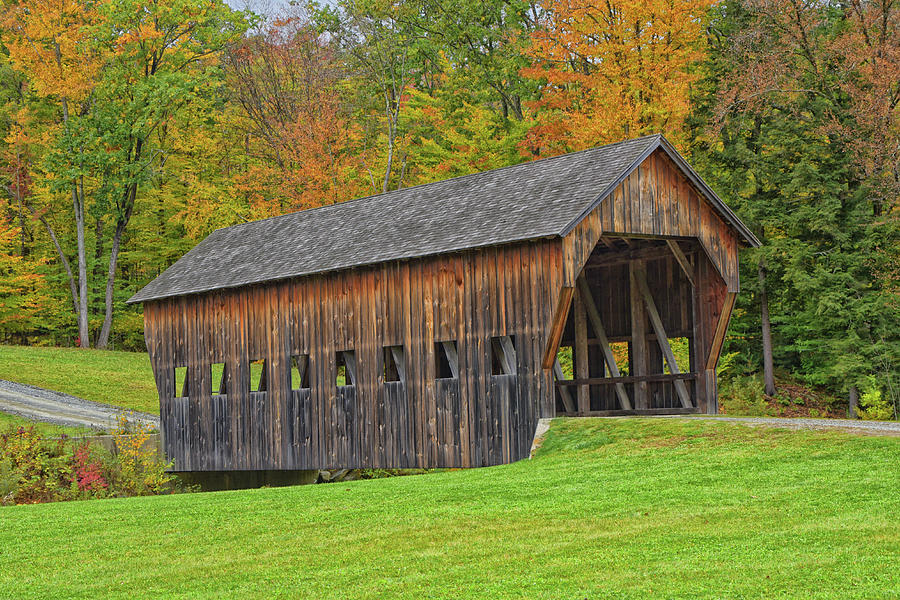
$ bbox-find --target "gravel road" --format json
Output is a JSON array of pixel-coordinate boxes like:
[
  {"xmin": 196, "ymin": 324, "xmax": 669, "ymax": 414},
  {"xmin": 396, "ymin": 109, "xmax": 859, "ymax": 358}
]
[
  {"xmin": 0, "ymin": 379, "xmax": 159, "ymax": 431},
  {"xmin": 683, "ymin": 414, "xmax": 900, "ymax": 436}
]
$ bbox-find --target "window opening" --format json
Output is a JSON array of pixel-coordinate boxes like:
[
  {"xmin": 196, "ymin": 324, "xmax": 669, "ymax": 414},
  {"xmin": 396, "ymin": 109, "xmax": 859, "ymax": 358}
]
[
  {"xmin": 211, "ymin": 362, "xmax": 227, "ymax": 395},
  {"xmin": 291, "ymin": 354, "xmax": 311, "ymax": 390},
  {"xmin": 435, "ymin": 341, "xmax": 459, "ymax": 379},
  {"xmin": 490, "ymin": 335, "xmax": 516, "ymax": 376},
  {"xmin": 336, "ymin": 351, "xmax": 357, "ymax": 386},
  {"xmin": 384, "ymin": 346, "xmax": 405, "ymax": 383},
  {"xmin": 174, "ymin": 366, "xmax": 188, "ymax": 398}
]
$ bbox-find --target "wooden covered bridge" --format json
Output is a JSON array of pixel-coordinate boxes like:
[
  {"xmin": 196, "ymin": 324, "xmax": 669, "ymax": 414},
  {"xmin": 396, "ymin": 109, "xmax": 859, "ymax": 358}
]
[{"xmin": 129, "ymin": 134, "xmax": 759, "ymax": 472}]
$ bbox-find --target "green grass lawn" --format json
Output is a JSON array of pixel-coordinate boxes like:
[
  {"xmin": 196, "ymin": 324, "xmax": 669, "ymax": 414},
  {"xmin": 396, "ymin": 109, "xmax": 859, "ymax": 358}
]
[
  {"xmin": 0, "ymin": 411, "xmax": 96, "ymax": 437},
  {"xmin": 0, "ymin": 418, "xmax": 897, "ymax": 599},
  {"xmin": 0, "ymin": 345, "xmax": 158, "ymax": 414}
]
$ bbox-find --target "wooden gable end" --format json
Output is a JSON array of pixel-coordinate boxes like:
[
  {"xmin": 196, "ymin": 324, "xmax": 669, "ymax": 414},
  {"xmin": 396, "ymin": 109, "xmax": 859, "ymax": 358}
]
[{"xmin": 562, "ymin": 148, "xmax": 742, "ymax": 291}]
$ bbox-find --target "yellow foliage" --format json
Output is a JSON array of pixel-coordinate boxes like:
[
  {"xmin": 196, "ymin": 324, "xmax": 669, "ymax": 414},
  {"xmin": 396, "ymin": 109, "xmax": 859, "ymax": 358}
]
[
  {"xmin": 0, "ymin": 0, "xmax": 103, "ymax": 103},
  {"xmin": 112, "ymin": 414, "xmax": 174, "ymax": 495},
  {"xmin": 523, "ymin": 0, "xmax": 713, "ymax": 154}
]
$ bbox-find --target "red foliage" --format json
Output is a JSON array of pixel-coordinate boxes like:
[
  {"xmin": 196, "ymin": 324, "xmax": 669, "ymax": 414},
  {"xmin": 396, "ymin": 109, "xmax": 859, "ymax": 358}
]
[{"xmin": 73, "ymin": 444, "xmax": 107, "ymax": 492}]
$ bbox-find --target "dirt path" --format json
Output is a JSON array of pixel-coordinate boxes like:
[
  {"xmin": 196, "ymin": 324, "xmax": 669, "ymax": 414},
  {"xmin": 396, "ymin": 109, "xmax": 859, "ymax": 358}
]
[
  {"xmin": 682, "ymin": 414, "xmax": 900, "ymax": 436},
  {"xmin": 0, "ymin": 379, "xmax": 159, "ymax": 431}
]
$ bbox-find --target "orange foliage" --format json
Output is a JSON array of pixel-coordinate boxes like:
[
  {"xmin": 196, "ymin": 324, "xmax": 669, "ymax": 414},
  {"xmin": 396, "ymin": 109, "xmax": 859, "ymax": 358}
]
[
  {"xmin": 0, "ymin": 0, "xmax": 102, "ymax": 103},
  {"xmin": 522, "ymin": 0, "xmax": 713, "ymax": 155},
  {"xmin": 227, "ymin": 18, "xmax": 373, "ymax": 219},
  {"xmin": 233, "ymin": 91, "xmax": 371, "ymax": 219}
]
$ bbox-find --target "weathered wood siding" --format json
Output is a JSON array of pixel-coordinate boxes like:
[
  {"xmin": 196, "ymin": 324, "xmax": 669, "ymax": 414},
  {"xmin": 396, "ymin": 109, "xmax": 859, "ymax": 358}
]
[
  {"xmin": 590, "ymin": 149, "xmax": 741, "ymax": 291},
  {"xmin": 144, "ymin": 240, "xmax": 566, "ymax": 471}
]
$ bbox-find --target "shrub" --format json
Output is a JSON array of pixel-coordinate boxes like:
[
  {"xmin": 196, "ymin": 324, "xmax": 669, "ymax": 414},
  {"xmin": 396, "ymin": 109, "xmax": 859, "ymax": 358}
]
[
  {"xmin": 0, "ymin": 418, "xmax": 179, "ymax": 505},
  {"xmin": 718, "ymin": 375, "xmax": 774, "ymax": 417},
  {"xmin": 858, "ymin": 385, "xmax": 894, "ymax": 421},
  {"xmin": 108, "ymin": 415, "xmax": 175, "ymax": 496},
  {"xmin": 0, "ymin": 426, "xmax": 77, "ymax": 504},
  {"xmin": 73, "ymin": 444, "xmax": 109, "ymax": 494}
]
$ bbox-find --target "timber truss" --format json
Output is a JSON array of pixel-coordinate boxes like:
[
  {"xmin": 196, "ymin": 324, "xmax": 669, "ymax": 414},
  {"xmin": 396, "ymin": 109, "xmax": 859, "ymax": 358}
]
[{"xmin": 550, "ymin": 236, "xmax": 734, "ymax": 417}]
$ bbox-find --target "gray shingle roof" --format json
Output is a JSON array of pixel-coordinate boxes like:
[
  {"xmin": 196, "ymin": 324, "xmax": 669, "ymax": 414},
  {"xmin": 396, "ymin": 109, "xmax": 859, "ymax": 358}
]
[{"xmin": 129, "ymin": 134, "xmax": 758, "ymax": 304}]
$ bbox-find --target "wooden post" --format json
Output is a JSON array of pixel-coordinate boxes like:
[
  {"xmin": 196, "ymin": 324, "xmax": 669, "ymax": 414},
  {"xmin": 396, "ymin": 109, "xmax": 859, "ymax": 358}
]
[
  {"xmin": 629, "ymin": 261, "xmax": 649, "ymax": 409},
  {"xmin": 576, "ymin": 277, "xmax": 632, "ymax": 410},
  {"xmin": 703, "ymin": 291, "xmax": 737, "ymax": 414},
  {"xmin": 705, "ymin": 292, "xmax": 737, "ymax": 371},
  {"xmin": 542, "ymin": 287, "xmax": 574, "ymax": 369},
  {"xmin": 573, "ymin": 291, "xmax": 590, "ymax": 414},
  {"xmin": 633, "ymin": 267, "xmax": 692, "ymax": 408}
]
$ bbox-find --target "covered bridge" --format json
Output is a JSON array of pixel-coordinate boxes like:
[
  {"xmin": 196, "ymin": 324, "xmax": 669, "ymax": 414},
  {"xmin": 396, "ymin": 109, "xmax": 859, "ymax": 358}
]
[{"xmin": 129, "ymin": 134, "xmax": 759, "ymax": 472}]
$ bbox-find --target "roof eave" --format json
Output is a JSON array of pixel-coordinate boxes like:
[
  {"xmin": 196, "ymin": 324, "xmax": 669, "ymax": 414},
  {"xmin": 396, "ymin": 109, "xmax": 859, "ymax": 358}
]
[{"xmin": 125, "ymin": 233, "xmax": 564, "ymax": 304}]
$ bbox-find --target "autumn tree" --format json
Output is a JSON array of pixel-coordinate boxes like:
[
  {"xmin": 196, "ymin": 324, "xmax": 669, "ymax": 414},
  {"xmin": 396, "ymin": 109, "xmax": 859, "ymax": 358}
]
[
  {"xmin": 225, "ymin": 13, "xmax": 371, "ymax": 218},
  {"xmin": 0, "ymin": 207, "xmax": 51, "ymax": 342},
  {"xmin": 523, "ymin": 0, "xmax": 714, "ymax": 154},
  {"xmin": 1, "ymin": 0, "xmax": 248, "ymax": 347}
]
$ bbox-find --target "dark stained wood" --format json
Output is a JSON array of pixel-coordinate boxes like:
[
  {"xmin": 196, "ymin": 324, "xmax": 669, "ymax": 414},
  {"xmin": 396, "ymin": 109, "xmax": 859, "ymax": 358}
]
[
  {"xmin": 573, "ymin": 292, "xmax": 589, "ymax": 415},
  {"xmin": 666, "ymin": 240, "xmax": 696, "ymax": 287},
  {"xmin": 552, "ymin": 359, "xmax": 576, "ymax": 413},
  {"xmin": 557, "ymin": 373, "xmax": 696, "ymax": 385},
  {"xmin": 628, "ymin": 261, "xmax": 649, "ymax": 410}
]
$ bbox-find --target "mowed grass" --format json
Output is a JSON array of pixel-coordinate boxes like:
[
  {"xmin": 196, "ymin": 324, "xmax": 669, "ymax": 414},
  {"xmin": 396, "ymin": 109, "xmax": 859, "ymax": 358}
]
[
  {"xmin": 1, "ymin": 418, "xmax": 897, "ymax": 599},
  {"xmin": 0, "ymin": 345, "xmax": 158, "ymax": 414}
]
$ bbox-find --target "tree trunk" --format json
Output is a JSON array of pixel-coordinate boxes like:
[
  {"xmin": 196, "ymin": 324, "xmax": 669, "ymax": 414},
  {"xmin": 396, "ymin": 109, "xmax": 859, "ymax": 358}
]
[
  {"xmin": 97, "ymin": 182, "xmax": 137, "ymax": 349},
  {"xmin": 34, "ymin": 211, "xmax": 80, "ymax": 318},
  {"xmin": 97, "ymin": 219, "xmax": 126, "ymax": 349},
  {"xmin": 382, "ymin": 90, "xmax": 395, "ymax": 194},
  {"xmin": 848, "ymin": 385, "xmax": 859, "ymax": 419},
  {"xmin": 73, "ymin": 180, "xmax": 90, "ymax": 348},
  {"xmin": 758, "ymin": 260, "xmax": 775, "ymax": 396}
]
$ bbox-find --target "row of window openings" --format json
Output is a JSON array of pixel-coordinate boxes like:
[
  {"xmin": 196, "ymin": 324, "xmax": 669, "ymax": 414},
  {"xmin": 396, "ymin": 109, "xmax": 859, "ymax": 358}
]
[{"xmin": 171, "ymin": 337, "xmax": 517, "ymax": 398}]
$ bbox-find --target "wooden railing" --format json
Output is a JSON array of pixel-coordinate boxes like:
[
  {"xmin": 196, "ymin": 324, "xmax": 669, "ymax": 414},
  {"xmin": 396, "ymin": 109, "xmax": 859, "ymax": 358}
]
[{"xmin": 555, "ymin": 373, "xmax": 698, "ymax": 416}]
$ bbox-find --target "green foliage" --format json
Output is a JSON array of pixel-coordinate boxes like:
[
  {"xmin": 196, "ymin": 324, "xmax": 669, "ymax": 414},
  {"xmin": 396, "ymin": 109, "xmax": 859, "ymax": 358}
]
[
  {"xmin": 718, "ymin": 375, "xmax": 774, "ymax": 416},
  {"xmin": 555, "ymin": 345, "xmax": 573, "ymax": 378},
  {"xmin": 0, "ymin": 419, "xmax": 897, "ymax": 597},
  {"xmin": 858, "ymin": 379, "xmax": 895, "ymax": 421},
  {"xmin": 689, "ymin": 0, "xmax": 899, "ymax": 406}
]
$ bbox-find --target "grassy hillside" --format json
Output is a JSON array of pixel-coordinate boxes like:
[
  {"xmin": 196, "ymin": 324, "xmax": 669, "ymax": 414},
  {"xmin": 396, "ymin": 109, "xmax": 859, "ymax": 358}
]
[
  {"xmin": 1, "ymin": 418, "xmax": 897, "ymax": 599},
  {"xmin": 0, "ymin": 411, "xmax": 95, "ymax": 437},
  {"xmin": 0, "ymin": 345, "xmax": 158, "ymax": 414}
]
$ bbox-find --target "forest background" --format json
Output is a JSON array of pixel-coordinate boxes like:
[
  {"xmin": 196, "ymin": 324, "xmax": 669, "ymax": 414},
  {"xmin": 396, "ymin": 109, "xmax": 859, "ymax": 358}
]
[{"xmin": 0, "ymin": 0, "xmax": 896, "ymax": 413}]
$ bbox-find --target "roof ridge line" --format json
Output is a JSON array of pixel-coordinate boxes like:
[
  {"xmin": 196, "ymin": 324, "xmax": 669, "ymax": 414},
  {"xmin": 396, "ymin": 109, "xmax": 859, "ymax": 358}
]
[{"xmin": 214, "ymin": 134, "xmax": 665, "ymax": 235}]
